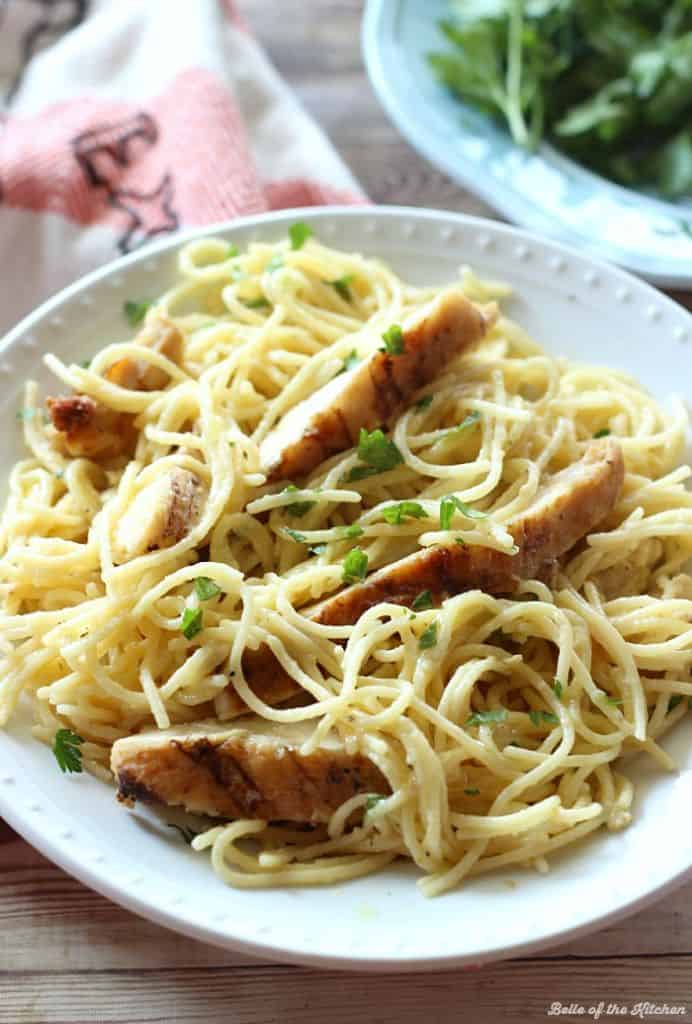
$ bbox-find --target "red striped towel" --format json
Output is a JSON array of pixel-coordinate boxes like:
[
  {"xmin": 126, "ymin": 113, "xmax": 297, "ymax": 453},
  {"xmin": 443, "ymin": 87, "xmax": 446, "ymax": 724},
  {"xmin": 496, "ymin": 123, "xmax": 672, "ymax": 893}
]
[{"xmin": 0, "ymin": 0, "xmax": 365, "ymax": 334}]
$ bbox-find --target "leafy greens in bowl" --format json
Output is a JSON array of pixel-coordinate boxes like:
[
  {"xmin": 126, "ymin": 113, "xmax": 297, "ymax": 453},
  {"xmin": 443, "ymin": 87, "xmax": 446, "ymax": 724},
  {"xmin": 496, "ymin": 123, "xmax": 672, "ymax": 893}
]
[{"xmin": 429, "ymin": 0, "xmax": 692, "ymax": 199}]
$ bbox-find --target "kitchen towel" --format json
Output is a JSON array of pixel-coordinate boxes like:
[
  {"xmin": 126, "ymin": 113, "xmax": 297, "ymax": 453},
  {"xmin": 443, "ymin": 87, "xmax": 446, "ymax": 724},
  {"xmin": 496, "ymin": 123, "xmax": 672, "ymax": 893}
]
[{"xmin": 0, "ymin": 0, "xmax": 365, "ymax": 334}]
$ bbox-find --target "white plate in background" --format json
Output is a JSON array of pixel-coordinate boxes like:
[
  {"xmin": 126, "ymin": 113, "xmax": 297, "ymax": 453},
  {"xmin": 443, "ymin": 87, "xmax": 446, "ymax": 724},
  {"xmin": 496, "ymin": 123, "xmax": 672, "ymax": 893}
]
[{"xmin": 0, "ymin": 205, "xmax": 691, "ymax": 971}]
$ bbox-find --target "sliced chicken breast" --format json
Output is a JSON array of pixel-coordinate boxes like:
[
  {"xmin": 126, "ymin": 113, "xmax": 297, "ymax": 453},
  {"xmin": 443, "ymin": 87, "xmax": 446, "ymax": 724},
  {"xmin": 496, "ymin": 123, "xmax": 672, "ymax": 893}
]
[
  {"xmin": 47, "ymin": 315, "xmax": 183, "ymax": 459},
  {"xmin": 113, "ymin": 468, "xmax": 204, "ymax": 562},
  {"xmin": 111, "ymin": 718, "xmax": 389, "ymax": 822},
  {"xmin": 313, "ymin": 439, "xmax": 624, "ymax": 625},
  {"xmin": 259, "ymin": 291, "xmax": 496, "ymax": 482}
]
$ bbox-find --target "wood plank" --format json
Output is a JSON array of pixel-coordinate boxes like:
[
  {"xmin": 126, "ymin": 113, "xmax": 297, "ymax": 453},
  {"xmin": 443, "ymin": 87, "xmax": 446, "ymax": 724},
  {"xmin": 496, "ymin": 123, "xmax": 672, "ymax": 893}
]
[{"xmin": 1, "ymin": 959, "xmax": 691, "ymax": 1024}]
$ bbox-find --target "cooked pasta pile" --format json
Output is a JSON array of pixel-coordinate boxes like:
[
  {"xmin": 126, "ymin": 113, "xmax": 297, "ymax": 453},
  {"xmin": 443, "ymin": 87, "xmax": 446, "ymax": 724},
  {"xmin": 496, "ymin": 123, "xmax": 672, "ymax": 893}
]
[{"xmin": 1, "ymin": 228, "xmax": 691, "ymax": 895}]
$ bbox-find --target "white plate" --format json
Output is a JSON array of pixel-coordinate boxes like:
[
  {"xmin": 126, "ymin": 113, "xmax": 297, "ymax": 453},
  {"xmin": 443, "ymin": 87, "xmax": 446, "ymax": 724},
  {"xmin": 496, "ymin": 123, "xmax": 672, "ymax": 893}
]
[
  {"xmin": 363, "ymin": 0, "xmax": 692, "ymax": 288},
  {"xmin": 1, "ymin": 206, "xmax": 691, "ymax": 972}
]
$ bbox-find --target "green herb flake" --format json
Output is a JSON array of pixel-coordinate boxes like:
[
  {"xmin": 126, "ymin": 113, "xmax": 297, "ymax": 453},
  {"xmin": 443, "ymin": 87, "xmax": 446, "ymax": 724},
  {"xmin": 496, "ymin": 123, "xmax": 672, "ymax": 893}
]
[
  {"xmin": 594, "ymin": 428, "xmax": 611, "ymax": 438},
  {"xmin": 414, "ymin": 394, "xmax": 433, "ymax": 411},
  {"xmin": 411, "ymin": 590, "xmax": 434, "ymax": 611},
  {"xmin": 381, "ymin": 501, "xmax": 427, "ymax": 526},
  {"xmin": 419, "ymin": 621, "xmax": 438, "ymax": 650},
  {"xmin": 529, "ymin": 710, "xmax": 559, "ymax": 726},
  {"xmin": 466, "ymin": 708, "xmax": 508, "ymax": 727},
  {"xmin": 380, "ymin": 324, "xmax": 405, "ymax": 355},
  {"xmin": 344, "ymin": 465, "xmax": 380, "ymax": 483},
  {"xmin": 439, "ymin": 494, "xmax": 488, "ymax": 530},
  {"xmin": 289, "ymin": 222, "xmax": 313, "ymax": 250},
  {"xmin": 168, "ymin": 824, "xmax": 198, "ymax": 845},
  {"xmin": 79, "ymin": 358, "xmax": 91, "ymax": 369},
  {"xmin": 365, "ymin": 794, "xmax": 384, "ymax": 812},
  {"xmin": 284, "ymin": 528, "xmax": 307, "ymax": 544},
  {"xmin": 606, "ymin": 696, "xmax": 624, "ymax": 706},
  {"xmin": 194, "ymin": 577, "xmax": 221, "ymax": 602},
  {"xmin": 326, "ymin": 274, "xmax": 355, "ymax": 302},
  {"xmin": 226, "ymin": 243, "xmax": 239, "ymax": 259},
  {"xmin": 553, "ymin": 679, "xmax": 563, "ymax": 700},
  {"xmin": 357, "ymin": 428, "xmax": 404, "ymax": 473},
  {"xmin": 243, "ymin": 297, "xmax": 271, "ymax": 310},
  {"xmin": 342, "ymin": 547, "xmax": 368, "ymax": 583},
  {"xmin": 668, "ymin": 695, "xmax": 683, "ymax": 712},
  {"xmin": 450, "ymin": 410, "xmax": 481, "ymax": 434},
  {"xmin": 52, "ymin": 728, "xmax": 84, "ymax": 774},
  {"xmin": 123, "ymin": 299, "xmax": 152, "ymax": 327},
  {"xmin": 181, "ymin": 606, "xmax": 203, "ymax": 640},
  {"xmin": 342, "ymin": 523, "xmax": 364, "ymax": 540},
  {"xmin": 464, "ymin": 787, "xmax": 481, "ymax": 796},
  {"xmin": 282, "ymin": 484, "xmax": 316, "ymax": 518},
  {"xmin": 337, "ymin": 349, "xmax": 360, "ymax": 375}
]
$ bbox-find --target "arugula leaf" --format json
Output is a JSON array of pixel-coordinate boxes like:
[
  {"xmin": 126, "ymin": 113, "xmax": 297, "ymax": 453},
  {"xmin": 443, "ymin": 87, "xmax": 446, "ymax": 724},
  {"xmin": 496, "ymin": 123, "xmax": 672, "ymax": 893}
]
[
  {"xmin": 289, "ymin": 222, "xmax": 313, "ymax": 250},
  {"xmin": 419, "ymin": 621, "xmax": 438, "ymax": 650},
  {"xmin": 53, "ymin": 728, "xmax": 84, "ymax": 774},
  {"xmin": 282, "ymin": 484, "xmax": 316, "ymax": 517},
  {"xmin": 381, "ymin": 501, "xmax": 427, "ymax": 526},
  {"xmin": 326, "ymin": 274, "xmax": 355, "ymax": 301},
  {"xmin": 465, "ymin": 708, "xmax": 508, "ymax": 727},
  {"xmin": 439, "ymin": 494, "xmax": 488, "ymax": 530},
  {"xmin": 123, "ymin": 300, "xmax": 151, "ymax": 327},
  {"xmin": 380, "ymin": 324, "xmax": 405, "ymax": 355},
  {"xmin": 411, "ymin": 590, "xmax": 434, "ymax": 611},
  {"xmin": 194, "ymin": 577, "xmax": 221, "ymax": 601},
  {"xmin": 343, "ymin": 547, "xmax": 368, "ymax": 583},
  {"xmin": 181, "ymin": 607, "xmax": 203, "ymax": 640}
]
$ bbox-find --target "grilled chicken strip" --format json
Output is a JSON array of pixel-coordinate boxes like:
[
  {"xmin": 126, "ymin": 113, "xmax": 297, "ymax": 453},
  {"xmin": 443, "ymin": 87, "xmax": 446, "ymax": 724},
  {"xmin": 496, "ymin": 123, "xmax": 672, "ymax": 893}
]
[
  {"xmin": 313, "ymin": 439, "xmax": 624, "ymax": 625},
  {"xmin": 111, "ymin": 719, "xmax": 389, "ymax": 822},
  {"xmin": 113, "ymin": 468, "xmax": 204, "ymax": 562},
  {"xmin": 224, "ymin": 440, "xmax": 624, "ymax": 715},
  {"xmin": 47, "ymin": 315, "xmax": 183, "ymax": 459},
  {"xmin": 259, "ymin": 290, "xmax": 496, "ymax": 483}
]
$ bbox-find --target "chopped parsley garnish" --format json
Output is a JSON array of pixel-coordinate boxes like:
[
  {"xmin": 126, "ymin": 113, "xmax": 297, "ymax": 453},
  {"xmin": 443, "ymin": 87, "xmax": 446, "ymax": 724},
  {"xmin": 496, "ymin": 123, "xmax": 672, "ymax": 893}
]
[
  {"xmin": 455, "ymin": 536, "xmax": 466, "ymax": 546},
  {"xmin": 326, "ymin": 274, "xmax": 354, "ymax": 302},
  {"xmin": 357, "ymin": 428, "xmax": 404, "ymax": 472},
  {"xmin": 464, "ymin": 787, "xmax": 481, "ymax": 796},
  {"xmin": 419, "ymin": 621, "xmax": 438, "ymax": 650},
  {"xmin": 553, "ymin": 679, "xmax": 563, "ymax": 700},
  {"xmin": 168, "ymin": 824, "xmax": 199, "ymax": 845},
  {"xmin": 668, "ymin": 695, "xmax": 683, "ymax": 712},
  {"xmin": 79, "ymin": 358, "xmax": 91, "ymax": 369},
  {"xmin": 414, "ymin": 394, "xmax": 433, "ymax": 411},
  {"xmin": 594, "ymin": 428, "xmax": 611, "ymax": 438},
  {"xmin": 337, "ymin": 349, "xmax": 360, "ymax": 375},
  {"xmin": 342, "ymin": 547, "xmax": 368, "ymax": 583},
  {"xmin": 282, "ymin": 484, "xmax": 316, "ymax": 518},
  {"xmin": 226, "ymin": 242, "xmax": 239, "ymax": 259},
  {"xmin": 194, "ymin": 577, "xmax": 221, "ymax": 602},
  {"xmin": 52, "ymin": 728, "xmax": 84, "ymax": 774},
  {"xmin": 265, "ymin": 254, "xmax": 284, "ymax": 273},
  {"xmin": 344, "ymin": 465, "xmax": 380, "ymax": 482},
  {"xmin": 411, "ymin": 590, "xmax": 434, "ymax": 611},
  {"xmin": 284, "ymin": 528, "xmax": 307, "ymax": 544},
  {"xmin": 365, "ymin": 794, "xmax": 385, "ymax": 812},
  {"xmin": 466, "ymin": 708, "xmax": 508, "ymax": 727},
  {"xmin": 381, "ymin": 501, "xmax": 427, "ymax": 526},
  {"xmin": 289, "ymin": 222, "xmax": 313, "ymax": 250},
  {"xmin": 243, "ymin": 297, "xmax": 271, "ymax": 310},
  {"xmin": 606, "ymin": 696, "xmax": 623, "ymax": 706},
  {"xmin": 181, "ymin": 607, "xmax": 203, "ymax": 640},
  {"xmin": 439, "ymin": 494, "xmax": 488, "ymax": 530},
  {"xmin": 123, "ymin": 299, "xmax": 152, "ymax": 327},
  {"xmin": 341, "ymin": 523, "xmax": 364, "ymax": 540},
  {"xmin": 380, "ymin": 324, "xmax": 405, "ymax": 355},
  {"xmin": 450, "ymin": 410, "xmax": 481, "ymax": 434},
  {"xmin": 529, "ymin": 710, "xmax": 559, "ymax": 726}
]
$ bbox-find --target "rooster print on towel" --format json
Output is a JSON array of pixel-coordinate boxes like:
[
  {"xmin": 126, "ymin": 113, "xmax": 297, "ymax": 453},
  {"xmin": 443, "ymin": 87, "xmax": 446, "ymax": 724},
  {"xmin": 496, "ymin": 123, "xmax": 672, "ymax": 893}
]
[{"xmin": 71, "ymin": 112, "xmax": 179, "ymax": 254}]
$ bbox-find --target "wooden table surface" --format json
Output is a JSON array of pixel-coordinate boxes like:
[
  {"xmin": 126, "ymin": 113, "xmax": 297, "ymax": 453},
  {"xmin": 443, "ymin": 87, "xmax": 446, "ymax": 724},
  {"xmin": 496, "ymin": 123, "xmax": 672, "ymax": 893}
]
[{"xmin": 2, "ymin": 2, "xmax": 691, "ymax": 1021}]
